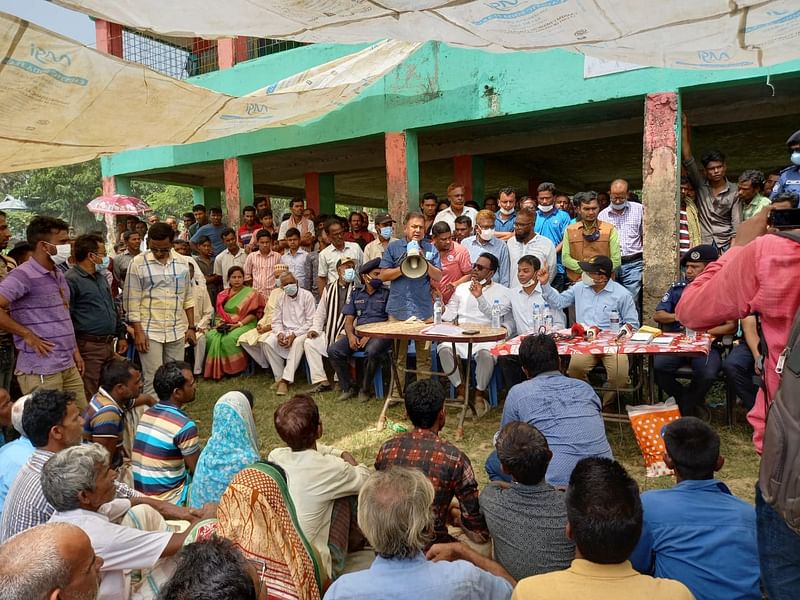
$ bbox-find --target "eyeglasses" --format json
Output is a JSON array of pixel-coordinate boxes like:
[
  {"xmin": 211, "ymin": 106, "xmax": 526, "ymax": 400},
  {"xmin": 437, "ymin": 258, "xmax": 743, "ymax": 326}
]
[
  {"xmin": 472, "ymin": 263, "xmax": 489, "ymax": 271},
  {"xmin": 150, "ymin": 246, "xmax": 172, "ymax": 255}
]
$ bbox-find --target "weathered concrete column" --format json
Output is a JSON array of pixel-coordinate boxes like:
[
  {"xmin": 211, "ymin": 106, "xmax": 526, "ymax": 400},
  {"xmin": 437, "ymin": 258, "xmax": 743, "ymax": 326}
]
[
  {"xmin": 191, "ymin": 187, "xmax": 222, "ymax": 210},
  {"xmin": 305, "ymin": 173, "xmax": 336, "ymax": 215},
  {"xmin": 454, "ymin": 155, "xmax": 485, "ymax": 204},
  {"xmin": 527, "ymin": 177, "xmax": 541, "ymax": 200},
  {"xmin": 217, "ymin": 37, "xmax": 249, "ymax": 69},
  {"xmin": 101, "ymin": 176, "xmax": 130, "ymax": 248},
  {"xmin": 223, "ymin": 157, "xmax": 254, "ymax": 228},
  {"xmin": 642, "ymin": 92, "xmax": 681, "ymax": 326},
  {"xmin": 95, "ymin": 20, "xmax": 123, "ymax": 58},
  {"xmin": 385, "ymin": 131, "xmax": 419, "ymax": 228}
]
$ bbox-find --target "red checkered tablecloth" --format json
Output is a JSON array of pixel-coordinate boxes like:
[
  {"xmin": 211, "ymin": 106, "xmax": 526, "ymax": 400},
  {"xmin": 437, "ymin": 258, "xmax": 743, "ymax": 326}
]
[{"xmin": 490, "ymin": 331, "xmax": 713, "ymax": 357}]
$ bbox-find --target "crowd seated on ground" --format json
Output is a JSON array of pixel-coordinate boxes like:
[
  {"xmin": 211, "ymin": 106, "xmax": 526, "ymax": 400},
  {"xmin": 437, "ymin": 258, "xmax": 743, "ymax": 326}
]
[{"xmin": 4, "ymin": 136, "xmax": 800, "ymax": 597}]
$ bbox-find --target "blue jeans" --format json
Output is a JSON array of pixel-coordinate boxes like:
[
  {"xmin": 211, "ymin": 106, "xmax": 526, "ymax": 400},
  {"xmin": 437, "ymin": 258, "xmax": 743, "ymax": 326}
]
[
  {"xmin": 616, "ymin": 259, "xmax": 643, "ymax": 302},
  {"xmin": 721, "ymin": 343, "xmax": 759, "ymax": 411},
  {"xmin": 485, "ymin": 449, "xmax": 513, "ymax": 483},
  {"xmin": 756, "ymin": 484, "xmax": 800, "ymax": 599}
]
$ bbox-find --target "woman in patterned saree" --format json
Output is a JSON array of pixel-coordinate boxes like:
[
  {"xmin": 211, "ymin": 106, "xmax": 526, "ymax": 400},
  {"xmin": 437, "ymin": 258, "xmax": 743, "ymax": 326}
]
[
  {"xmin": 185, "ymin": 461, "xmax": 326, "ymax": 600},
  {"xmin": 204, "ymin": 266, "xmax": 265, "ymax": 379},
  {"xmin": 188, "ymin": 390, "xmax": 260, "ymax": 508}
]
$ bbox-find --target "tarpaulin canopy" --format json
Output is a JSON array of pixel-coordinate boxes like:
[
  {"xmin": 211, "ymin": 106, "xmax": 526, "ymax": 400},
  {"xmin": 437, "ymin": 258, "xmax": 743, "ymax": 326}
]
[
  {"xmin": 0, "ymin": 12, "xmax": 419, "ymax": 172},
  {"xmin": 51, "ymin": 0, "xmax": 800, "ymax": 70}
]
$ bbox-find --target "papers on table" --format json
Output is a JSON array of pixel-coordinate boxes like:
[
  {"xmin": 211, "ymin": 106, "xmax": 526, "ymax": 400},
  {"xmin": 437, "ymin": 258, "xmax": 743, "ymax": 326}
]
[
  {"xmin": 420, "ymin": 324, "xmax": 466, "ymax": 336},
  {"xmin": 652, "ymin": 336, "xmax": 675, "ymax": 346}
]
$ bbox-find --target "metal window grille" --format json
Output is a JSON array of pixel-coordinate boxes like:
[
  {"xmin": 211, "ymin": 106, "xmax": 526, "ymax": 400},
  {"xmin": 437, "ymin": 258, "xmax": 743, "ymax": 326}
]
[
  {"xmin": 121, "ymin": 28, "xmax": 219, "ymax": 79},
  {"xmin": 248, "ymin": 38, "xmax": 306, "ymax": 60}
]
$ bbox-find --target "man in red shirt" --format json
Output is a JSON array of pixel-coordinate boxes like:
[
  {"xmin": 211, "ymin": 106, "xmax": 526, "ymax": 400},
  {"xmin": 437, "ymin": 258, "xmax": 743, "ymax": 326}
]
[
  {"xmin": 237, "ymin": 205, "xmax": 258, "ymax": 249},
  {"xmin": 676, "ymin": 208, "xmax": 800, "ymax": 598},
  {"xmin": 343, "ymin": 211, "xmax": 374, "ymax": 250},
  {"xmin": 430, "ymin": 221, "xmax": 471, "ymax": 304}
]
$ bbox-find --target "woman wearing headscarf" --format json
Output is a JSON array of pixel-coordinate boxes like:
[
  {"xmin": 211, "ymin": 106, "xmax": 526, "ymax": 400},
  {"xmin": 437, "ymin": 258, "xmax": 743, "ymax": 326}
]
[{"xmin": 188, "ymin": 391, "xmax": 260, "ymax": 508}]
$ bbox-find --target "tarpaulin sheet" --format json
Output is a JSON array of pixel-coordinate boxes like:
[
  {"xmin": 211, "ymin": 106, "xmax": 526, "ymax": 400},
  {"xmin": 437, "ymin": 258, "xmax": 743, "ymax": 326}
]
[
  {"xmin": 52, "ymin": 0, "xmax": 800, "ymax": 69},
  {"xmin": 0, "ymin": 12, "xmax": 419, "ymax": 172}
]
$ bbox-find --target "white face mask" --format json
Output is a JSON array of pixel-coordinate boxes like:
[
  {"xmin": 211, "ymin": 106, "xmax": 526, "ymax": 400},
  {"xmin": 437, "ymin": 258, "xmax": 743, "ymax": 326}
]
[
  {"xmin": 47, "ymin": 242, "xmax": 71, "ymax": 266},
  {"xmin": 479, "ymin": 228, "xmax": 495, "ymax": 241},
  {"xmin": 538, "ymin": 204, "xmax": 554, "ymax": 213},
  {"xmin": 581, "ymin": 272, "xmax": 595, "ymax": 287},
  {"xmin": 520, "ymin": 277, "xmax": 537, "ymax": 288},
  {"xmin": 499, "ymin": 206, "xmax": 514, "ymax": 216}
]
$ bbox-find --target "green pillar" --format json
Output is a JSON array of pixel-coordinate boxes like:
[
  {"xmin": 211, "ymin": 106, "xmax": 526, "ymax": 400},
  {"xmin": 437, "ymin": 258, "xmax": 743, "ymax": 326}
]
[
  {"xmin": 115, "ymin": 176, "xmax": 131, "ymax": 196},
  {"xmin": 319, "ymin": 173, "xmax": 336, "ymax": 214}
]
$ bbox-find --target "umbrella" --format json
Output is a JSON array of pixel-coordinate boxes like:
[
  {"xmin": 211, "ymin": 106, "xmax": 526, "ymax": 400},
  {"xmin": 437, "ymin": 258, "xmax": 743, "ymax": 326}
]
[
  {"xmin": 87, "ymin": 194, "xmax": 150, "ymax": 216},
  {"xmin": 0, "ymin": 195, "xmax": 28, "ymax": 210}
]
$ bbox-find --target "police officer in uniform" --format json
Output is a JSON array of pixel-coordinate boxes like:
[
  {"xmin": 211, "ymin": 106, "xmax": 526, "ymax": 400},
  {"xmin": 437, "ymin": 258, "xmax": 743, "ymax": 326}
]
[
  {"xmin": 770, "ymin": 129, "xmax": 800, "ymax": 203},
  {"xmin": 327, "ymin": 258, "xmax": 392, "ymax": 402},
  {"xmin": 652, "ymin": 245, "xmax": 737, "ymax": 419}
]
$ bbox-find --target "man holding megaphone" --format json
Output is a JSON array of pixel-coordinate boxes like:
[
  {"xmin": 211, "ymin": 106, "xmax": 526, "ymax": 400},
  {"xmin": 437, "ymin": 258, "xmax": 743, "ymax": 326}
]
[{"xmin": 379, "ymin": 212, "xmax": 443, "ymax": 381}]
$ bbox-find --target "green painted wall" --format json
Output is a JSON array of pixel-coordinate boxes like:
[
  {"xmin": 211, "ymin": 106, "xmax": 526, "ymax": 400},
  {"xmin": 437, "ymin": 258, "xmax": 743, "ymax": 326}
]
[{"xmin": 102, "ymin": 43, "xmax": 800, "ymax": 177}]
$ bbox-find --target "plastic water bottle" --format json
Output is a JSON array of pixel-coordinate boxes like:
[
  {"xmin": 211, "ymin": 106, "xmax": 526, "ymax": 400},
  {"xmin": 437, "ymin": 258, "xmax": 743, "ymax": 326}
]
[
  {"xmin": 532, "ymin": 303, "xmax": 541, "ymax": 333},
  {"xmin": 433, "ymin": 298, "xmax": 443, "ymax": 324},
  {"xmin": 685, "ymin": 326, "xmax": 696, "ymax": 340},
  {"xmin": 609, "ymin": 309, "xmax": 621, "ymax": 334},
  {"xmin": 543, "ymin": 303, "xmax": 554, "ymax": 333},
  {"xmin": 491, "ymin": 299, "xmax": 502, "ymax": 329}
]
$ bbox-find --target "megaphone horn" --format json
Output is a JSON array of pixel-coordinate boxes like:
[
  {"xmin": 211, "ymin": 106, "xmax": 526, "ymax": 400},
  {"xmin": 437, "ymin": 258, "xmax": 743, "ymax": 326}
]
[{"xmin": 400, "ymin": 247, "xmax": 428, "ymax": 279}]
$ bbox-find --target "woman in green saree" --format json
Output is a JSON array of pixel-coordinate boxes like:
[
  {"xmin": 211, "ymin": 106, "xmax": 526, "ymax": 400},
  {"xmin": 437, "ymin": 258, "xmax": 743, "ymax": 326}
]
[{"xmin": 203, "ymin": 265, "xmax": 265, "ymax": 380}]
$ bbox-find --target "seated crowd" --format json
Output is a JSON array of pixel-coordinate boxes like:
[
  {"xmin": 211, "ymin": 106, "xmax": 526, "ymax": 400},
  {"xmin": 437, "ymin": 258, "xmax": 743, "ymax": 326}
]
[{"xmin": 0, "ymin": 123, "xmax": 793, "ymax": 598}]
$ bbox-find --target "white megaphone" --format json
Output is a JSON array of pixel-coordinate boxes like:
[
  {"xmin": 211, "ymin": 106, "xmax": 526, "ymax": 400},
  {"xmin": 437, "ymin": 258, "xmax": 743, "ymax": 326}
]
[{"xmin": 400, "ymin": 241, "xmax": 428, "ymax": 279}]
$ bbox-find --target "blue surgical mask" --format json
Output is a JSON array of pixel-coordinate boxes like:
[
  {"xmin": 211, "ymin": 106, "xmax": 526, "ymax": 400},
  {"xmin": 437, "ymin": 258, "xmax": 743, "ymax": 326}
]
[
  {"xmin": 97, "ymin": 256, "xmax": 110, "ymax": 271},
  {"xmin": 612, "ymin": 200, "xmax": 628, "ymax": 211},
  {"xmin": 343, "ymin": 268, "xmax": 356, "ymax": 282},
  {"xmin": 284, "ymin": 283, "xmax": 298, "ymax": 297},
  {"xmin": 791, "ymin": 151, "xmax": 800, "ymax": 166},
  {"xmin": 379, "ymin": 226, "xmax": 393, "ymax": 239}
]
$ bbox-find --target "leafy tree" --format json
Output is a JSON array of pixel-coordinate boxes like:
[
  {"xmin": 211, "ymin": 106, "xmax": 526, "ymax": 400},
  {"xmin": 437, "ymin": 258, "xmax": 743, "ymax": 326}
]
[{"xmin": 130, "ymin": 181, "xmax": 193, "ymax": 219}]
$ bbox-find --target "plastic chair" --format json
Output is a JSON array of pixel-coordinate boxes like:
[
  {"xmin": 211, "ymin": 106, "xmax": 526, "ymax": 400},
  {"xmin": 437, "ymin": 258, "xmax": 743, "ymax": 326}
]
[{"xmin": 353, "ymin": 350, "xmax": 386, "ymax": 399}]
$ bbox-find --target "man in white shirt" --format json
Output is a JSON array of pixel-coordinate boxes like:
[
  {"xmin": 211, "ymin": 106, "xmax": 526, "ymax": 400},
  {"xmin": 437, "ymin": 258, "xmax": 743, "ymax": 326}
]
[
  {"xmin": 598, "ymin": 179, "xmax": 644, "ymax": 303},
  {"xmin": 318, "ymin": 218, "xmax": 363, "ymax": 292},
  {"xmin": 42, "ymin": 444, "xmax": 214, "ymax": 600},
  {"xmin": 277, "ymin": 197, "xmax": 315, "ymax": 251},
  {"xmin": 434, "ymin": 183, "xmax": 478, "ymax": 232},
  {"xmin": 184, "ymin": 263, "xmax": 213, "ymax": 376},
  {"xmin": 263, "ymin": 272, "xmax": 316, "ymax": 396},
  {"xmin": 268, "ymin": 395, "xmax": 370, "ymax": 581},
  {"xmin": 280, "ymin": 227, "xmax": 310, "ymax": 290},
  {"xmin": 506, "ymin": 208, "xmax": 557, "ymax": 287},
  {"xmin": 363, "ymin": 212, "xmax": 397, "ymax": 262},
  {"xmin": 213, "ymin": 228, "xmax": 247, "ymax": 289},
  {"xmin": 437, "ymin": 252, "xmax": 511, "ymax": 414}
]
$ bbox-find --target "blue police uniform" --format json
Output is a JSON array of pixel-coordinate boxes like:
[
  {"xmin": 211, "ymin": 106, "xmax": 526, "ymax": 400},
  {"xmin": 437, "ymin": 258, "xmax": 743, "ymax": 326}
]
[
  {"xmin": 654, "ymin": 279, "xmax": 722, "ymax": 417},
  {"xmin": 770, "ymin": 165, "xmax": 800, "ymax": 202},
  {"xmin": 327, "ymin": 286, "xmax": 392, "ymax": 396}
]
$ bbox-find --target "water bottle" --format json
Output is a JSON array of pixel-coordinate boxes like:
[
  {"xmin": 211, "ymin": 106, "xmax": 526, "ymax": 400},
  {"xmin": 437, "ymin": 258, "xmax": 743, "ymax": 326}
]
[
  {"xmin": 609, "ymin": 309, "xmax": 621, "ymax": 334},
  {"xmin": 491, "ymin": 299, "xmax": 502, "ymax": 329},
  {"xmin": 433, "ymin": 298, "xmax": 443, "ymax": 325},
  {"xmin": 532, "ymin": 303, "xmax": 541, "ymax": 333},
  {"xmin": 543, "ymin": 303, "xmax": 554, "ymax": 333},
  {"xmin": 685, "ymin": 326, "xmax": 696, "ymax": 340}
]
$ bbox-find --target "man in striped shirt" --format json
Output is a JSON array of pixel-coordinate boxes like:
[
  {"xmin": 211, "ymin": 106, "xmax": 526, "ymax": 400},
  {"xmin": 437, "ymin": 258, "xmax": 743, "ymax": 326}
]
[
  {"xmin": 123, "ymin": 224, "xmax": 196, "ymax": 397},
  {"xmin": 132, "ymin": 361, "xmax": 200, "ymax": 504},
  {"xmin": 245, "ymin": 229, "xmax": 282, "ymax": 301}
]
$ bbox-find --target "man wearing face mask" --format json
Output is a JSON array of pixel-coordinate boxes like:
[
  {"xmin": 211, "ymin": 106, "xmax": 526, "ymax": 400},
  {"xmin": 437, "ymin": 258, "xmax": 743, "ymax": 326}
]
[
  {"xmin": 328, "ymin": 258, "xmax": 392, "ymax": 402},
  {"xmin": 506, "ymin": 208, "xmax": 557, "ymax": 289},
  {"xmin": 494, "ymin": 187, "xmax": 517, "ymax": 241},
  {"xmin": 562, "ymin": 192, "xmax": 621, "ymax": 283},
  {"xmin": 598, "ymin": 179, "xmax": 643, "ymax": 303},
  {"xmin": 538, "ymin": 255, "xmax": 638, "ymax": 407},
  {"xmin": 304, "ymin": 256, "xmax": 357, "ymax": 395},
  {"xmin": 65, "ymin": 235, "xmax": 128, "ymax": 401},
  {"xmin": 437, "ymin": 252, "xmax": 511, "ymax": 412},
  {"xmin": 0, "ymin": 217, "xmax": 86, "ymax": 405},
  {"xmin": 769, "ymin": 128, "xmax": 800, "ymax": 202},
  {"xmin": 461, "ymin": 210, "xmax": 511, "ymax": 287},
  {"xmin": 534, "ymin": 183, "xmax": 571, "ymax": 291},
  {"xmin": 363, "ymin": 213, "xmax": 397, "ymax": 263}
]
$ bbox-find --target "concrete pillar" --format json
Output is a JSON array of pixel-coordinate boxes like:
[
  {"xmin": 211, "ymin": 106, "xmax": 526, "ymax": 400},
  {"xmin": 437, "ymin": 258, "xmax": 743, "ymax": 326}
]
[
  {"xmin": 305, "ymin": 173, "xmax": 335, "ymax": 215},
  {"xmin": 223, "ymin": 157, "xmax": 253, "ymax": 228},
  {"xmin": 101, "ymin": 176, "xmax": 130, "ymax": 197},
  {"xmin": 527, "ymin": 178, "xmax": 541, "ymax": 199},
  {"xmin": 95, "ymin": 20, "xmax": 123, "ymax": 58},
  {"xmin": 192, "ymin": 187, "xmax": 222, "ymax": 209},
  {"xmin": 218, "ymin": 37, "xmax": 249, "ymax": 69},
  {"xmin": 641, "ymin": 92, "xmax": 681, "ymax": 326},
  {"xmin": 385, "ymin": 131, "xmax": 419, "ymax": 228},
  {"xmin": 454, "ymin": 155, "xmax": 485, "ymax": 204}
]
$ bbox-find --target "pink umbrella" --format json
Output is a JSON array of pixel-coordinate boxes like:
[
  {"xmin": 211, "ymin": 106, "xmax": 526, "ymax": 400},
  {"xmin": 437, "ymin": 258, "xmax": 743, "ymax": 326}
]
[{"xmin": 87, "ymin": 194, "xmax": 150, "ymax": 216}]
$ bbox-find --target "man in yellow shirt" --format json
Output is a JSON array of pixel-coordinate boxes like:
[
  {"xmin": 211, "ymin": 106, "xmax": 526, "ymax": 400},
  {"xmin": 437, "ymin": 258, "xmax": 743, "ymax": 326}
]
[{"xmin": 512, "ymin": 457, "xmax": 694, "ymax": 600}]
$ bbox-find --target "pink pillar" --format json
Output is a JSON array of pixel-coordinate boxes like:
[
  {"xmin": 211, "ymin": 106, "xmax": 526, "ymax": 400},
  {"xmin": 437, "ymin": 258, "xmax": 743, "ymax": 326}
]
[
  {"xmin": 95, "ymin": 20, "xmax": 123, "ymax": 58},
  {"xmin": 385, "ymin": 132, "xmax": 419, "ymax": 228},
  {"xmin": 218, "ymin": 37, "xmax": 249, "ymax": 69},
  {"xmin": 453, "ymin": 155, "xmax": 473, "ymax": 201}
]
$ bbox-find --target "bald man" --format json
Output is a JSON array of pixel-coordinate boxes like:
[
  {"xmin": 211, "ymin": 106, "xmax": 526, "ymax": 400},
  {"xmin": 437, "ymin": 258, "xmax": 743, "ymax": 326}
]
[
  {"xmin": 598, "ymin": 179, "xmax": 644, "ymax": 304},
  {"xmin": 0, "ymin": 522, "xmax": 102, "ymax": 600}
]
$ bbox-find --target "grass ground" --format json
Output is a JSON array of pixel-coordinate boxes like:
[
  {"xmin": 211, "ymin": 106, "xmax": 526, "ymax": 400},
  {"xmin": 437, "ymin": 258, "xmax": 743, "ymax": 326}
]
[{"xmin": 186, "ymin": 372, "xmax": 761, "ymax": 502}]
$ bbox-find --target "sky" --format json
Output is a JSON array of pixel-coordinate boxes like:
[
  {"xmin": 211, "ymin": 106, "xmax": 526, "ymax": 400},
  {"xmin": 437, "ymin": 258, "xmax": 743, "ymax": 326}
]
[{"xmin": 0, "ymin": 0, "xmax": 96, "ymax": 46}]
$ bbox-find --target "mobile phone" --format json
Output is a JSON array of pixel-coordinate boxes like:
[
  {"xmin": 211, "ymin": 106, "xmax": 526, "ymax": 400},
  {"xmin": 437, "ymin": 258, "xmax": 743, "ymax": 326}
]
[
  {"xmin": 461, "ymin": 329, "xmax": 480, "ymax": 335},
  {"xmin": 768, "ymin": 208, "xmax": 800, "ymax": 230}
]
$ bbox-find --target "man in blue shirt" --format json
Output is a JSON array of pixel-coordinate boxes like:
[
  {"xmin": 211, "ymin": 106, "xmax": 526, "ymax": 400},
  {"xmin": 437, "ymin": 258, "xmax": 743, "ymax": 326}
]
[
  {"xmin": 538, "ymin": 255, "xmax": 638, "ymax": 407},
  {"xmin": 380, "ymin": 212, "xmax": 442, "ymax": 381},
  {"xmin": 328, "ymin": 258, "xmax": 391, "ymax": 402},
  {"xmin": 0, "ymin": 394, "xmax": 34, "ymax": 519},
  {"xmin": 770, "ymin": 129, "xmax": 800, "ymax": 202},
  {"xmin": 461, "ymin": 209, "xmax": 511, "ymax": 287},
  {"xmin": 190, "ymin": 207, "xmax": 227, "ymax": 256},
  {"xmin": 486, "ymin": 334, "xmax": 612, "ymax": 487},
  {"xmin": 653, "ymin": 244, "xmax": 736, "ymax": 419},
  {"xmin": 534, "ymin": 182, "xmax": 571, "ymax": 290},
  {"xmin": 494, "ymin": 187, "xmax": 517, "ymax": 239},
  {"xmin": 630, "ymin": 417, "xmax": 760, "ymax": 599}
]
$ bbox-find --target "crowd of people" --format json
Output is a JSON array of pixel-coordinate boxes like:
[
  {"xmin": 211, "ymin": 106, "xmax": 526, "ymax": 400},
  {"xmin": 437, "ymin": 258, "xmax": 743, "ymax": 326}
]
[{"xmin": 0, "ymin": 122, "xmax": 799, "ymax": 598}]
